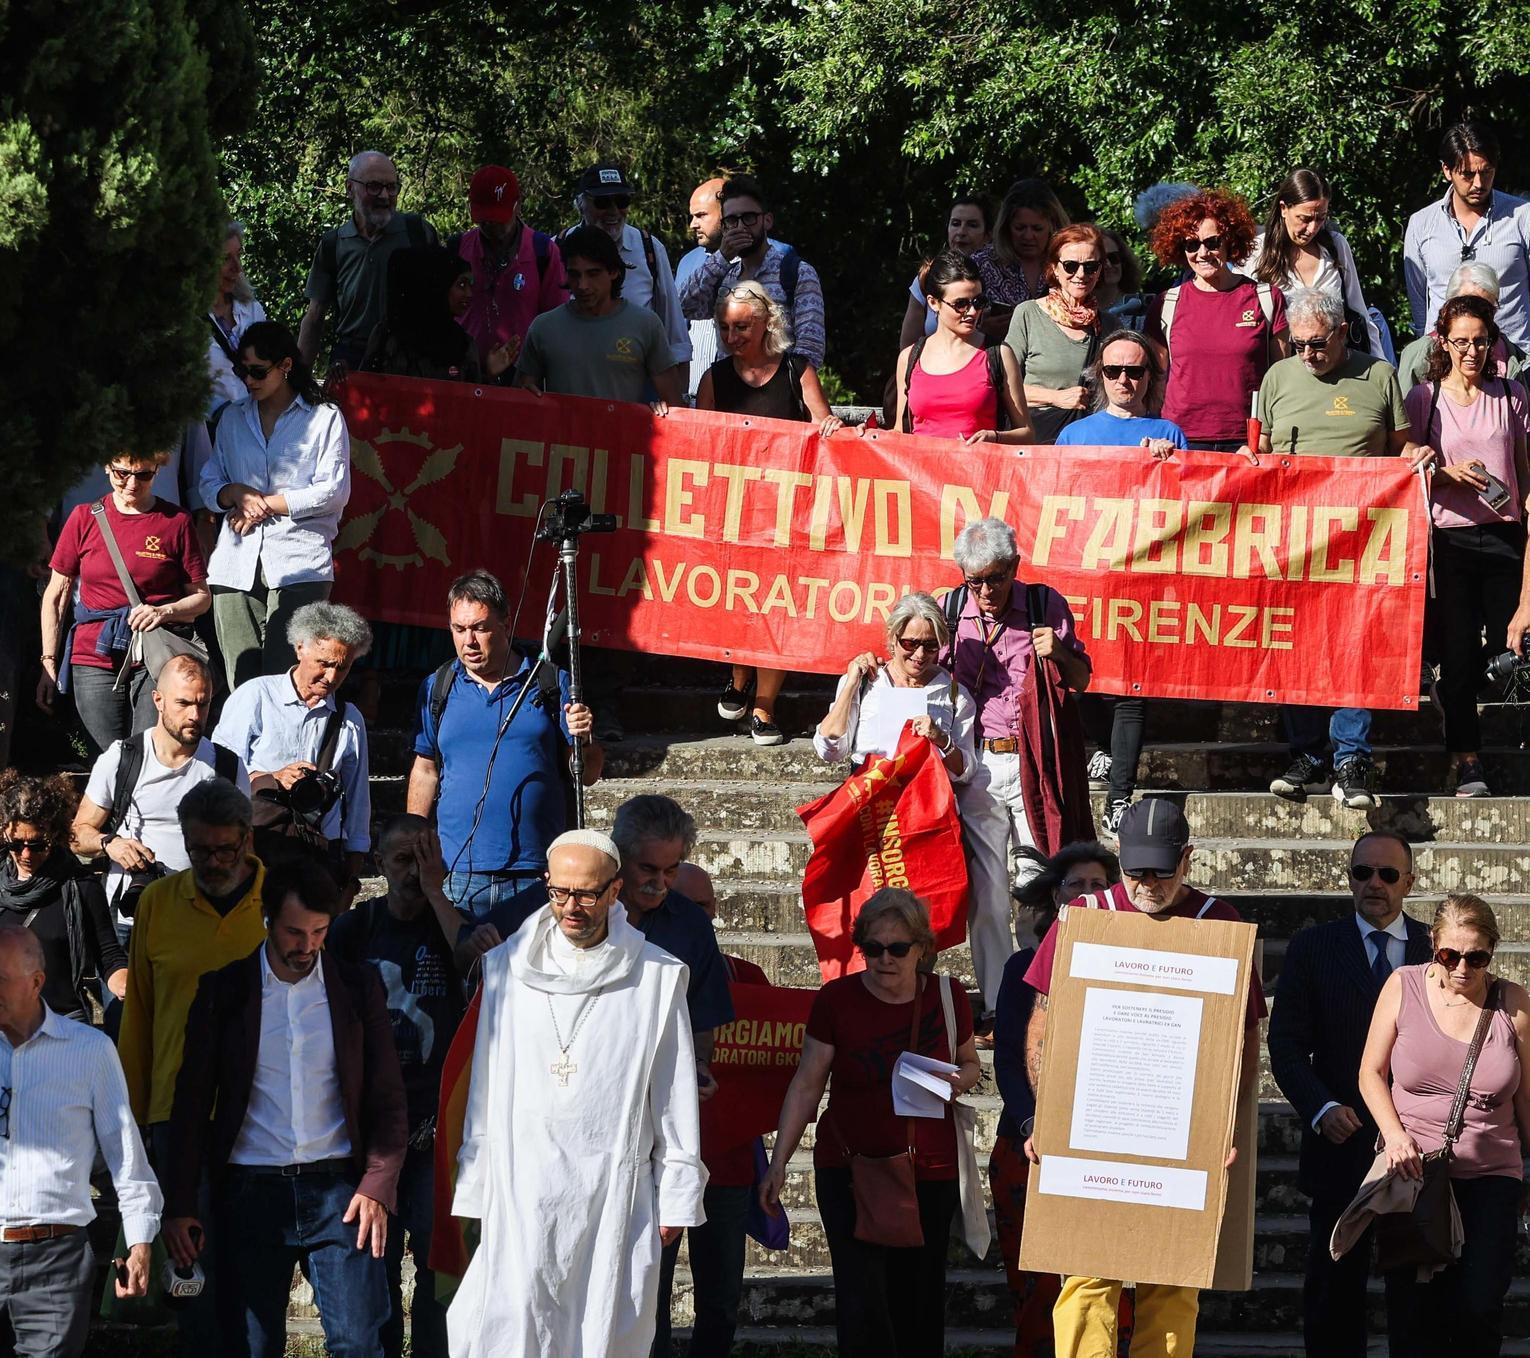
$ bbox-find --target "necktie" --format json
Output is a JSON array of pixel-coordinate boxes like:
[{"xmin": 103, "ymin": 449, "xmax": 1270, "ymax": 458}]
[{"xmin": 1368, "ymin": 930, "xmax": 1393, "ymax": 984}]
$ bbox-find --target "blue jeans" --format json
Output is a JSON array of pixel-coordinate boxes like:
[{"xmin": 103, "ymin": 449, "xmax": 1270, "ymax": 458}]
[
  {"xmin": 382, "ymin": 1145, "xmax": 446, "ymax": 1358},
  {"xmin": 215, "ymin": 1166, "xmax": 388, "ymax": 1358},
  {"xmin": 446, "ymin": 869, "xmax": 543, "ymax": 929},
  {"xmin": 150, "ymin": 1121, "xmax": 226, "ymax": 1358},
  {"xmin": 1279, "ymin": 705, "xmax": 1372, "ymax": 762}
]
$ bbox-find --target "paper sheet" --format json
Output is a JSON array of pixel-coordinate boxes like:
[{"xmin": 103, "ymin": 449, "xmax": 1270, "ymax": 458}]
[
  {"xmin": 861, "ymin": 687, "xmax": 928, "ymax": 758},
  {"xmin": 892, "ymin": 1050, "xmax": 958, "ymax": 1118}
]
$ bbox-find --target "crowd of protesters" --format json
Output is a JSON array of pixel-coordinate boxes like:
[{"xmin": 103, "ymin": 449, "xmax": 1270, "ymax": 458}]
[{"xmin": 4, "ymin": 117, "xmax": 1530, "ymax": 1358}]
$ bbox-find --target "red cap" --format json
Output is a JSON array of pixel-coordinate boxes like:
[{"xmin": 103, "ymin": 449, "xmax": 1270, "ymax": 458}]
[{"xmin": 470, "ymin": 165, "xmax": 520, "ymax": 223}]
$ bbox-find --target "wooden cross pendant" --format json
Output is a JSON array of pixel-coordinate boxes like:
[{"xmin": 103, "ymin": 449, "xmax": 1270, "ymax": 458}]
[{"xmin": 550, "ymin": 1054, "xmax": 577, "ymax": 1086}]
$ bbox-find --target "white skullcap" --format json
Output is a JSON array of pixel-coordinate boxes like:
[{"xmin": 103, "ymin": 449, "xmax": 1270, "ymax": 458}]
[{"xmin": 548, "ymin": 829, "xmax": 620, "ymax": 873}]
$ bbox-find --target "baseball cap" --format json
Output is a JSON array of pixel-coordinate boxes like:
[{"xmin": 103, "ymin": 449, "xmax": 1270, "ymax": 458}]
[
  {"xmin": 1115, "ymin": 799, "xmax": 1190, "ymax": 876},
  {"xmin": 577, "ymin": 163, "xmax": 635, "ymax": 198},
  {"xmin": 469, "ymin": 166, "xmax": 520, "ymax": 224}
]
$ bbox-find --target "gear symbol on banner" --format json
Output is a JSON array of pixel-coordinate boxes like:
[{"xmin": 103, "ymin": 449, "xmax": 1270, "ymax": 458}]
[{"xmin": 335, "ymin": 427, "xmax": 462, "ymax": 569}]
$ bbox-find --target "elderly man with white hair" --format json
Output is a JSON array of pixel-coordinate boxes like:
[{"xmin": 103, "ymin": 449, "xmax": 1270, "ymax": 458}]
[
  {"xmin": 447, "ymin": 828, "xmax": 706, "ymax": 1358},
  {"xmin": 213, "ymin": 601, "xmax": 372, "ymax": 894},
  {"xmin": 1245, "ymin": 287, "xmax": 1418, "ymax": 814},
  {"xmin": 298, "ymin": 149, "xmax": 439, "ymax": 369},
  {"xmin": 1396, "ymin": 260, "xmax": 1529, "ymax": 390},
  {"xmin": 945, "ymin": 518, "xmax": 1093, "ymax": 1033}
]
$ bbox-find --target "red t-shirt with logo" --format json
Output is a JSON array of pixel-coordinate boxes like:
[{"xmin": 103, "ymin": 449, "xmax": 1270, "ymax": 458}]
[
  {"xmin": 1024, "ymin": 881, "xmax": 1267, "ymax": 1027},
  {"xmin": 703, "ymin": 955, "xmax": 773, "ymax": 1186},
  {"xmin": 1149, "ymin": 280, "xmax": 1288, "ymax": 442},
  {"xmin": 50, "ymin": 498, "xmax": 206, "ymax": 670}
]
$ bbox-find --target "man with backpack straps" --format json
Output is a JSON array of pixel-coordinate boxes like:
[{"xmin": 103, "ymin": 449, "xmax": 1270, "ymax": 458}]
[{"xmin": 680, "ymin": 173, "xmax": 826, "ymax": 367}]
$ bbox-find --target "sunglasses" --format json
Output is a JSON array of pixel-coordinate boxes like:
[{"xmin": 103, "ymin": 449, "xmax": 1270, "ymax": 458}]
[
  {"xmin": 233, "ymin": 361, "xmax": 277, "ymax": 382},
  {"xmin": 591, "ymin": 194, "xmax": 631, "ymax": 211},
  {"xmin": 964, "ymin": 569, "xmax": 1012, "ymax": 591},
  {"xmin": 861, "ymin": 940, "xmax": 916, "ymax": 959},
  {"xmin": 896, "ymin": 637, "xmax": 941, "ymax": 655},
  {"xmin": 3, "ymin": 837, "xmax": 50, "ymax": 856},
  {"xmin": 1435, "ymin": 947, "xmax": 1493, "ymax": 970},
  {"xmin": 1350, "ymin": 864, "xmax": 1402, "ymax": 884},
  {"xmin": 107, "ymin": 465, "xmax": 156, "ymax": 483},
  {"xmin": 722, "ymin": 211, "xmax": 763, "ymax": 229},
  {"xmin": 1183, "ymin": 235, "xmax": 1224, "ymax": 256},
  {"xmin": 1059, "ymin": 259, "xmax": 1103, "ymax": 277},
  {"xmin": 939, "ymin": 295, "xmax": 990, "ymax": 315},
  {"xmin": 1290, "ymin": 334, "xmax": 1334, "ymax": 353},
  {"xmin": 1101, "ymin": 363, "xmax": 1147, "ymax": 380}
]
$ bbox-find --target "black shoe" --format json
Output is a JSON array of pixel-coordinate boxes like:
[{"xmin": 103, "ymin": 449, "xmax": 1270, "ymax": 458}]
[
  {"xmin": 1332, "ymin": 755, "xmax": 1379, "ymax": 810},
  {"xmin": 1454, "ymin": 756, "xmax": 1491, "ymax": 798},
  {"xmin": 750, "ymin": 714, "xmax": 785, "ymax": 747},
  {"xmin": 1270, "ymin": 753, "xmax": 1329, "ymax": 802},
  {"xmin": 717, "ymin": 683, "xmax": 751, "ymax": 722}
]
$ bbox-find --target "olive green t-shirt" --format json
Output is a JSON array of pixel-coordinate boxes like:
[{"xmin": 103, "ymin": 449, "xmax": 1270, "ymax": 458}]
[
  {"xmin": 1256, "ymin": 351, "xmax": 1410, "ymax": 457},
  {"xmin": 1004, "ymin": 300, "xmax": 1097, "ymax": 443},
  {"xmin": 518, "ymin": 300, "xmax": 676, "ymax": 404}
]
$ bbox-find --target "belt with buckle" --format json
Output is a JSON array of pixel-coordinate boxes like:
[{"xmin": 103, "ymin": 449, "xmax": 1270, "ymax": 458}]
[
  {"xmin": 2, "ymin": 1224, "xmax": 80, "ymax": 1244},
  {"xmin": 232, "ymin": 1157, "xmax": 354, "ymax": 1179},
  {"xmin": 981, "ymin": 737, "xmax": 1020, "ymax": 754}
]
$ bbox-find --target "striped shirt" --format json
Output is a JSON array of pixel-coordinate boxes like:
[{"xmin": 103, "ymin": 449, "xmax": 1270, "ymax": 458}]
[
  {"xmin": 1403, "ymin": 189, "xmax": 1530, "ymax": 348},
  {"xmin": 678, "ymin": 243, "xmax": 827, "ymax": 368}
]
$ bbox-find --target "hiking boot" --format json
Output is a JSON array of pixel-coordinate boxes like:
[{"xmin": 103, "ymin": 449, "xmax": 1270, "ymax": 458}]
[
  {"xmin": 1270, "ymin": 753, "xmax": 1329, "ymax": 802},
  {"xmin": 717, "ymin": 682, "xmax": 752, "ymax": 722},
  {"xmin": 1332, "ymin": 755, "xmax": 1379, "ymax": 810},
  {"xmin": 1454, "ymin": 756, "xmax": 1491, "ymax": 798},
  {"xmin": 750, "ymin": 714, "xmax": 785, "ymax": 747},
  {"xmin": 1087, "ymin": 750, "xmax": 1112, "ymax": 790}
]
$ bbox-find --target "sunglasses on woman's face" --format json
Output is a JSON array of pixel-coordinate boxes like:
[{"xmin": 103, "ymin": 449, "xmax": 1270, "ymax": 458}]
[
  {"xmin": 1101, "ymin": 364, "xmax": 1147, "ymax": 381},
  {"xmin": 233, "ymin": 361, "xmax": 276, "ymax": 382},
  {"xmin": 860, "ymin": 940, "xmax": 915, "ymax": 960},
  {"xmin": 1435, "ymin": 947, "xmax": 1493, "ymax": 970},
  {"xmin": 939, "ymin": 295, "xmax": 989, "ymax": 315},
  {"xmin": 895, "ymin": 637, "xmax": 941, "ymax": 655},
  {"xmin": 1059, "ymin": 258, "xmax": 1103, "ymax": 277},
  {"xmin": 1183, "ymin": 234, "xmax": 1224, "ymax": 256},
  {"xmin": 107, "ymin": 465, "xmax": 156, "ymax": 483},
  {"xmin": 1350, "ymin": 864, "xmax": 1402, "ymax": 884}
]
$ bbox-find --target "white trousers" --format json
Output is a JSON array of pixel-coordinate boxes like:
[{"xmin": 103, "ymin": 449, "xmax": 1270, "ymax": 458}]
[{"xmin": 956, "ymin": 747, "xmax": 1041, "ymax": 1011}]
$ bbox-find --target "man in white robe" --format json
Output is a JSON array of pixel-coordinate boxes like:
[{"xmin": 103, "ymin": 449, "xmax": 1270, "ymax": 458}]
[{"xmin": 447, "ymin": 829, "xmax": 707, "ymax": 1357}]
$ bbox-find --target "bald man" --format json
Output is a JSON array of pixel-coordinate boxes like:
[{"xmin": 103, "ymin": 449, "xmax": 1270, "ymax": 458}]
[{"xmin": 676, "ymin": 178, "xmax": 727, "ymax": 397}]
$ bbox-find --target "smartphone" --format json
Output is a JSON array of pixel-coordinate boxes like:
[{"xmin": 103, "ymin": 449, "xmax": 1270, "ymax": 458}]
[{"xmin": 1478, "ymin": 469, "xmax": 1512, "ymax": 512}]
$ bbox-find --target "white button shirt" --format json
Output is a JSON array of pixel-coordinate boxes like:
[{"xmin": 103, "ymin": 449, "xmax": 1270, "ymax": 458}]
[
  {"xmin": 199, "ymin": 394, "xmax": 351, "ymax": 590},
  {"xmin": 230, "ymin": 949, "xmax": 352, "ymax": 1167},
  {"xmin": 0, "ymin": 1005, "xmax": 162, "ymax": 1246}
]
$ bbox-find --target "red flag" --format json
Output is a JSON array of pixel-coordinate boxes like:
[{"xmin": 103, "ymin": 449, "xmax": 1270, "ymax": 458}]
[
  {"xmin": 796, "ymin": 723, "xmax": 969, "ymax": 981},
  {"xmin": 429, "ymin": 986, "xmax": 481, "ymax": 1293},
  {"xmin": 700, "ymin": 983, "xmax": 816, "ymax": 1157}
]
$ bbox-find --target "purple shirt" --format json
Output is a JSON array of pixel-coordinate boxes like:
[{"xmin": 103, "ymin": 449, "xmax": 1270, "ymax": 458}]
[
  {"xmin": 949, "ymin": 585, "xmax": 1088, "ymax": 741},
  {"xmin": 1405, "ymin": 377, "xmax": 1530, "ymax": 530}
]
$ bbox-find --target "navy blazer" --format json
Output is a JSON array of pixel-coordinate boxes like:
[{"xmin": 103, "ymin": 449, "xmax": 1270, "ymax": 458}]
[
  {"xmin": 1267, "ymin": 912, "xmax": 1433, "ymax": 1196},
  {"xmin": 165, "ymin": 946, "xmax": 408, "ymax": 1219}
]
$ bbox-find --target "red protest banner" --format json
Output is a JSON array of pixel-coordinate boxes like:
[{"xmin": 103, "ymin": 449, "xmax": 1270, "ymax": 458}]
[
  {"xmin": 701, "ymin": 982, "xmax": 817, "ymax": 1156},
  {"xmin": 797, "ymin": 724, "xmax": 969, "ymax": 982},
  {"xmin": 332, "ymin": 374, "xmax": 1428, "ymax": 709}
]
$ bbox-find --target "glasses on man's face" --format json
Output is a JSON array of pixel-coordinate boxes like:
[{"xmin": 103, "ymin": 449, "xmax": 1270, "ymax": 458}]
[
  {"xmin": 546, "ymin": 875, "xmax": 617, "ymax": 907},
  {"xmin": 1290, "ymin": 333, "xmax": 1335, "ymax": 354},
  {"xmin": 106, "ymin": 466, "xmax": 156, "ymax": 484},
  {"xmin": 1059, "ymin": 258, "xmax": 1103, "ymax": 277},
  {"xmin": 1444, "ymin": 336, "xmax": 1492, "ymax": 354},
  {"xmin": 1435, "ymin": 947, "xmax": 1493, "ymax": 970},
  {"xmin": 350, "ymin": 178, "xmax": 399, "ymax": 197},
  {"xmin": 3, "ymin": 836, "xmax": 50, "ymax": 857},
  {"xmin": 187, "ymin": 839, "xmax": 244, "ymax": 865},
  {"xmin": 591, "ymin": 195, "xmax": 630, "ymax": 211},
  {"xmin": 1183, "ymin": 234, "xmax": 1223, "ymax": 257},
  {"xmin": 939, "ymin": 295, "xmax": 990, "ymax": 315},
  {"xmin": 721, "ymin": 211, "xmax": 763, "ymax": 229},
  {"xmin": 233, "ymin": 361, "xmax": 275, "ymax": 383},
  {"xmin": 860, "ymin": 940, "xmax": 915, "ymax": 960},
  {"xmin": 1101, "ymin": 363, "xmax": 1147, "ymax": 381},
  {"xmin": 1350, "ymin": 863, "xmax": 1401, "ymax": 884},
  {"xmin": 964, "ymin": 568, "xmax": 1012, "ymax": 592},
  {"xmin": 895, "ymin": 637, "xmax": 941, "ymax": 656}
]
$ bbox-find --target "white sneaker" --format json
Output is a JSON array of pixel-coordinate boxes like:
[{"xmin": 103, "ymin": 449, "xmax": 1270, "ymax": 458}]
[{"xmin": 1087, "ymin": 750, "xmax": 1112, "ymax": 789}]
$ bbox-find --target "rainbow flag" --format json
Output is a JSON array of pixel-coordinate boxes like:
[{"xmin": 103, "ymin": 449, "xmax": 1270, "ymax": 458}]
[{"xmin": 429, "ymin": 986, "xmax": 481, "ymax": 1296}]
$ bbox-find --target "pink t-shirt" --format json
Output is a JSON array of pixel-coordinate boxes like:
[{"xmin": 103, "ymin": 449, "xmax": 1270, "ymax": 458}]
[
  {"xmin": 1404, "ymin": 377, "xmax": 1530, "ymax": 530},
  {"xmin": 456, "ymin": 225, "xmax": 568, "ymax": 363},
  {"xmin": 1150, "ymin": 281, "xmax": 1288, "ymax": 442},
  {"xmin": 909, "ymin": 346, "xmax": 998, "ymax": 440},
  {"xmin": 1390, "ymin": 964, "xmax": 1522, "ymax": 1179}
]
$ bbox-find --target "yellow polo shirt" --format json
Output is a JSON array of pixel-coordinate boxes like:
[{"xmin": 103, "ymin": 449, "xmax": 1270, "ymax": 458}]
[{"xmin": 119, "ymin": 859, "xmax": 268, "ymax": 1125}]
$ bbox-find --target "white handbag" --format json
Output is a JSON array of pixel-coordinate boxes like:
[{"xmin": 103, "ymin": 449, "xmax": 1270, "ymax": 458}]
[{"xmin": 940, "ymin": 973, "xmax": 992, "ymax": 1260}]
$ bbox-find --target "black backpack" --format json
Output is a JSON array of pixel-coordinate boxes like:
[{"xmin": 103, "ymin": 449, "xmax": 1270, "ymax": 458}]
[
  {"xmin": 106, "ymin": 735, "xmax": 240, "ymax": 838},
  {"xmin": 902, "ymin": 335, "xmax": 1009, "ymax": 434}
]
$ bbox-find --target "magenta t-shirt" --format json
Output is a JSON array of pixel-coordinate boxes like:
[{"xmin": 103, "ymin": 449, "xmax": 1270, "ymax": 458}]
[
  {"xmin": 909, "ymin": 346, "xmax": 998, "ymax": 440},
  {"xmin": 1405, "ymin": 376, "xmax": 1530, "ymax": 529},
  {"xmin": 1150, "ymin": 281, "xmax": 1288, "ymax": 442}
]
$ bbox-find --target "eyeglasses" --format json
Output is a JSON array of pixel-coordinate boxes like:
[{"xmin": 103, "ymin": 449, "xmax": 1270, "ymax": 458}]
[
  {"xmin": 0, "ymin": 1088, "xmax": 11, "ymax": 1141},
  {"xmin": 1101, "ymin": 363, "xmax": 1147, "ymax": 381},
  {"xmin": 1444, "ymin": 336, "xmax": 1492, "ymax": 354},
  {"xmin": 1059, "ymin": 259, "xmax": 1103, "ymax": 277},
  {"xmin": 1290, "ymin": 333, "xmax": 1336, "ymax": 354},
  {"xmin": 1126, "ymin": 864, "xmax": 1180, "ymax": 882},
  {"xmin": 348, "ymin": 178, "xmax": 400, "ymax": 196},
  {"xmin": 721, "ymin": 211, "xmax": 763, "ymax": 229},
  {"xmin": 2, "ymin": 836, "xmax": 50, "ymax": 857},
  {"xmin": 106, "ymin": 465, "xmax": 156, "ymax": 484},
  {"xmin": 233, "ymin": 361, "xmax": 276, "ymax": 382},
  {"xmin": 1183, "ymin": 234, "xmax": 1224, "ymax": 256},
  {"xmin": 860, "ymin": 940, "xmax": 916, "ymax": 959},
  {"xmin": 591, "ymin": 194, "xmax": 630, "ymax": 211},
  {"xmin": 1435, "ymin": 947, "xmax": 1493, "ymax": 970},
  {"xmin": 1350, "ymin": 864, "xmax": 1402, "ymax": 884},
  {"xmin": 1104, "ymin": 252, "xmax": 1122, "ymax": 266},
  {"xmin": 546, "ymin": 874, "xmax": 618, "ymax": 907},
  {"xmin": 187, "ymin": 840, "xmax": 245, "ymax": 864},
  {"xmin": 895, "ymin": 637, "xmax": 941, "ymax": 655},
  {"xmin": 964, "ymin": 568, "xmax": 1013, "ymax": 592},
  {"xmin": 938, "ymin": 295, "xmax": 990, "ymax": 315}
]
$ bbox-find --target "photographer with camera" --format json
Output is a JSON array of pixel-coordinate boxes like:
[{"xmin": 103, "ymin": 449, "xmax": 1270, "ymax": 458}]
[{"xmin": 212, "ymin": 602, "xmax": 372, "ymax": 897}]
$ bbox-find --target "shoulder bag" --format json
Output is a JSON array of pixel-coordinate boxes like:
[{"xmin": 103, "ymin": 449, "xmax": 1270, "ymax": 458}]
[
  {"xmin": 940, "ymin": 973, "xmax": 991, "ymax": 1259},
  {"xmin": 1373, "ymin": 980, "xmax": 1500, "ymax": 1272}
]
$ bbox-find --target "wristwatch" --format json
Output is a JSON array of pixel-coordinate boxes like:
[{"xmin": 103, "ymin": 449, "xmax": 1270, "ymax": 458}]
[{"xmin": 101, "ymin": 833, "xmax": 117, "ymax": 851}]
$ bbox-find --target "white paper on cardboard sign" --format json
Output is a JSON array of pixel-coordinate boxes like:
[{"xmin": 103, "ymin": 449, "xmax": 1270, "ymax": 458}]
[
  {"xmin": 861, "ymin": 687, "xmax": 928, "ymax": 758},
  {"xmin": 1069, "ymin": 988, "xmax": 1203, "ymax": 1160},
  {"xmin": 892, "ymin": 1050, "xmax": 957, "ymax": 1118},
  {"xmin": 1038, "ymin": 1154, "xmax": 1208, "ymax": 1212},
  {"xmin": 1069, "ymin": 940, "xmax": 1238, "ymax": 995}
]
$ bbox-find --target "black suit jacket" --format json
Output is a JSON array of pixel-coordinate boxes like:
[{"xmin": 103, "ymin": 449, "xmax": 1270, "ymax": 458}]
[
  {"xmin": 1267, "ymin": 913, "xmax": 1432, "ymax": 1197},
  {"xmin": 165, "ymin": 945, "xmax": 408, "ymax": 1218}
]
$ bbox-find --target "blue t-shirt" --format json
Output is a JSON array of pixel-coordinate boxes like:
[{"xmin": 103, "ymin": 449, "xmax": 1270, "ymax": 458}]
[
  {"xmin": 1054, "ymin": 410, "xmax": 1188, "ymax": 449},
  {"xmin": 630, "ymin": 889, "xmax": 735, "ymax": 1032},
  {"xmin": 412, "ymin": 655, "xmax": 573, "ymax": 875}
]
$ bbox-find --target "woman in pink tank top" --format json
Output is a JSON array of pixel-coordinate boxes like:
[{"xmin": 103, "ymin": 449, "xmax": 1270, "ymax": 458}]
[
  {"xmin": 893, "ymin": 251, "xmax": 1033, "ymax": 444},
  {"xmin": 1358, "ymin": 895, "xmax": 1530, "ymax": 1357}
]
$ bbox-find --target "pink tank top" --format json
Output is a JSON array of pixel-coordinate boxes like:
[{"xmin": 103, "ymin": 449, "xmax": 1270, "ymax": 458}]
[
  {"xmin": 909, "ymin": 347, "xmax": 998, "ymax": 440},
  {"xmin": 1390, "ymin": 965, "xmax": 1522, "ymax": 1179}
]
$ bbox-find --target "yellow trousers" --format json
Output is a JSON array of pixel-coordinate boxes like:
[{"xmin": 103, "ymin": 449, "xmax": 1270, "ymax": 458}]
[{"xmin": 1053, "ymin": 1275, "xmax": 1200, "ymax": 1357}]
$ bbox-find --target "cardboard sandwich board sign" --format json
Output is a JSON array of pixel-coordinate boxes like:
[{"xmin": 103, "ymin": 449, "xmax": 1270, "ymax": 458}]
[{"xmin": 1018, "ymin": 906, "xmax": 1259, "ymax": 1291}]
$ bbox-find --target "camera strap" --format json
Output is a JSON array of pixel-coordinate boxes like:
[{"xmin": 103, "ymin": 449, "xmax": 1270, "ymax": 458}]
[{"xmin": 314, "ymin": 706, "xmax": 345, "ymax": 775}]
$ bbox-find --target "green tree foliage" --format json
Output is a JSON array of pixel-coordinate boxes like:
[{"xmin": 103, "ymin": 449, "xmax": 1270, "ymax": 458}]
[{"xmin": 0, "ymin": 0, "xmax": 254, "ymax": 538}]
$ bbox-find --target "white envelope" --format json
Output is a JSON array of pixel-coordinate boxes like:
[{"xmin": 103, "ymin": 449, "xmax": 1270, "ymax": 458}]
[
  {"xmin": 862, "ymin": 687, "xmax": 929, "ymax": 758},
  {"xmin": 892, "ymin": 1049, "xmax": 959, "ymax": 1119}
]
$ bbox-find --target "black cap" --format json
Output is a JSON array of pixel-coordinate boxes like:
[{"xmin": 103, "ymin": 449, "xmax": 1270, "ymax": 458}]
[
  {"xmin": 1116, "ymin": 798, "xmax": 1190, "ymax": 875},
  {"xmin": 576, "ymin": 163, "xmax": 635, "ymax": 197}
]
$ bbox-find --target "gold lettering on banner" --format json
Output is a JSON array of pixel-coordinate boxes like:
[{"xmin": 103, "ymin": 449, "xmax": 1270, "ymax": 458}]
[
  {"xmin": 1131, "ymin": 499, "xmax": 1184, "ymax": 574},
  {"xmin": 1032, "ymin": 495, "xmax": 1086, "ymax": 568},
  {"xmin": 874, "ymin": 480, "xmax": 913, "ymax": 557},
  {"xmin": 664, "ymin": 458, "xmax": 709, "ymax": 539},
  {"xmin": 618, "ymin": 557, "xmax": 651, "ymax": 599},
  {"xmin": 496, "ymin": 439, "xmax": 543, "ymax": 517},
  {"xmin": 761, "ymin": 574, "xmax": 798, "ymax": 617},
  {"xmin": 547, "ymin": 443, "xmax": 588, "ymax": 501},
  {"xmin": 1309, "ymin": 506, "xmax": 1358, "ymax": 583},
  {"xmin": 587, "ymin": 552, "xmax": 616, "ymax": 596},
  {"xmin": 1231, "ymin": 504, "xmax": 1282, "ymax": 580},
  {"xmin": 1358, "ymin": 509, "xmax": 1408, "ymax": 586},
  {"xmin": 1147, "ymin": 600, "xmax": 1181, "ymax": 645},
  {"xmin": 726, "ymin": 570, "xmax": 761, "ymax": 614},
  {"xmin": 627, "ymin": 454, "xmax": 659, "ymax": 532},
  {"xmin": 1082, "ymin": 499, "xmax": 1135, "ymax": 572},
  {"xmin": 801, "ymin": 578, "xmax": 831, "ymax": 619},
  {"xmin": 939, "ymin": 485, "xmax": 1013, "ymax": 556},
  {"xmin": 1262, "ymin": 607, "xmax": 1295, "ymax": 650},
  {"xmin": 714, "ymin": 464, "xmax": 764, "ymax": 543},
  {"xmin": 1223, "ymin": 605, "xmax": 1259, "ymax": 648},
  {"xmin": 762, "ymin": 469, "xmax": 814, "ymax": 547},
  {"xmin": 686, "ymin": 566, "xmax": 722, "ymax": 609},
  {"xmin": 1181, "ymin": 502, "xmax": 1231, "ymax": 576},
  {"xmin": 1284, "ymin": 505, "xmax": 1310, "ymax": 579}
]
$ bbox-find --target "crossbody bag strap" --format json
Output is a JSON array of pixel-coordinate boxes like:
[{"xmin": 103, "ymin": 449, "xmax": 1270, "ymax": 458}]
[
  {"xmin": 89, "ymin": 501, "xmax": 145, "ymax": 609},
  {"xmin": 905, "ymin": 974, "xmax": 925, "ymax": 1154},
  {"xmin": 1442, "ymin": 980, "xmax": 1500, "ymax": 1150}
]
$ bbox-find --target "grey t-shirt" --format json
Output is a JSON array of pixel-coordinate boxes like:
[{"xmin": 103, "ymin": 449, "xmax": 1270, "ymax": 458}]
[
  {"xmin": 304, "ymin": 212, "xmax": 439, "ymax": 349},
  {"xmin": 1004, "ymin": 299, "xmax": 1098, "ymax": 443},
  {"xmin": 518, "ymin": 301, "xmax": 677, "ymax": 404}
]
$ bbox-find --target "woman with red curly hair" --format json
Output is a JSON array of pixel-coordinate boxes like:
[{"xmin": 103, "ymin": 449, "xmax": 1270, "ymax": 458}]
[{"xmin": 1148, "ymin": 190, "xmax": 1290, "ymax": 449}]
